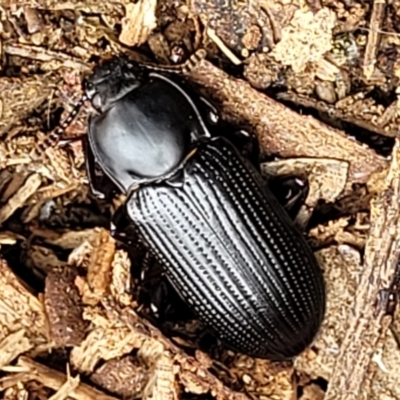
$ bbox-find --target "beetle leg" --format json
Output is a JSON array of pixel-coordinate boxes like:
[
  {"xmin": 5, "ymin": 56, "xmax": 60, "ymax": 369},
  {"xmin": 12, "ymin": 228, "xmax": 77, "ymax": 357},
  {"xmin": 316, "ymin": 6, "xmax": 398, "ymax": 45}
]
[
  {"xmin": 266, "ymin": 175, "xmax": 309, "ymax": 219},
  {"xmin": 84, "ymin": 137, "xmax": 108, "ymax": 200},
  {"xmin": 146, "ymin": 276, "xmax": 195, "ymax": 323},
  {"xmin": 110, "ymin": 204, "xmax": 139, "ymax": 246},
  {"xmin": 232, "ymin": 129, "xmax": 260, "ymax": 166},
  {"xmin": 149, "ymin": 279, "xmax": 175, "ymax": 320},
  {"xmin": 57, "ymin": 135, "xmax": 85, "ymax": 148}
]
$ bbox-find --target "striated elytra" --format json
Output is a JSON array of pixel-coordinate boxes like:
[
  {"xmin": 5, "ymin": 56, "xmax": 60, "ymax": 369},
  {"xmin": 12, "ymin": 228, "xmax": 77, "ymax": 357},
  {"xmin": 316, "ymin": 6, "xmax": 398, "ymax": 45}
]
[{"xmin": 83, "ymin": 56, "xmax": 326, "ymax": 360}]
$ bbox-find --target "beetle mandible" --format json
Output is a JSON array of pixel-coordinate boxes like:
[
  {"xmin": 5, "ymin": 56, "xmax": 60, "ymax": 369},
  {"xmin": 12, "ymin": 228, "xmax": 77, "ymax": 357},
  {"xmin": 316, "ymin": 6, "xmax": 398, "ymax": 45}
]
[{"xmin": 81, "ymin": 54, "xmax": 326, "ymax": 360}]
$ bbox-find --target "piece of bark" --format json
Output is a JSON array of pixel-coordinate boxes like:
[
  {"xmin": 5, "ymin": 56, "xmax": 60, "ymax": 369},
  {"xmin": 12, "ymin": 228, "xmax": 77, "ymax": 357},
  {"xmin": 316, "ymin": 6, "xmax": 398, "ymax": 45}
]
[
  {"xmin": 44, "ymin": 266, "xmax": 88, "ymax": 347},
  {"xmin": 363, "ymin": 0, "xmax": 385, "ymax": 79},
  {"xmin": 119, "ymin": 0, "xmax": 157, "ymax": 47},
  {"xmin": 0, "ymin": 173, "xmax": 42, "ymax": 225},
  {"xmin": 185, "ymin": 58, "xmax": 388, "ymax": 193},
  {"xmin": 91, "ymin": 356, "xmax": 149, "ymax": 400},
  {"xmin": 324, "ymin": 137, "xmax": 400, "ymax": 400},
  {"xmin": 85, "ymin": 229, "xmax": 116, "ymax": 304},
  {"xmin": 0, "ymin": 258, "xmax": 47, "ymax": 368},
  {"xmin": 295, "ymin": 245, "xmax": 363, "ymax": 379}
]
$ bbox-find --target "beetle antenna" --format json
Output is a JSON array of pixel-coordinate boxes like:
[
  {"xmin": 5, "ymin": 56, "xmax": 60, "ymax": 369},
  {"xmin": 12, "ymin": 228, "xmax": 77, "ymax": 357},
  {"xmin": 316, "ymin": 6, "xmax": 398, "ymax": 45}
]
[
  {"xmin": 30, "ymin": 94, "xmax": 88, "ymax": 160},
  {"xmin": 139, "ymin": 49, "xmax": 207, "ymax": 75},
  {"xmin": 181, "ymin": 49, "xmax": 207, "ymax": 74}
]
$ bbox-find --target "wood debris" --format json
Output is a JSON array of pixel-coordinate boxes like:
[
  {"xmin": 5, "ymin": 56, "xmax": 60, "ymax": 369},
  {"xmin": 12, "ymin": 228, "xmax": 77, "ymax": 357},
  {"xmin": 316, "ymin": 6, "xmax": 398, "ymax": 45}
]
[
  {"xmin": 363, "ymin": 0, "xmax": 386, "ymax": 79},
  {"xmin": 119, "ymin": 0, "xmax": 158, "ymax": 47},
  {"xmin": 261, "ymin": 158, "xmax": 349, "ymax": 207},
  {"xmin": 0, "ymin": 173, "xmax": 42, "ymax": 225},
  {"xmin": 84, "ymin": 229, "xmax": 116, "ymax": 305},
  {"xmin": 2, "ymin": 0, "xmax": 400, "ymax": 399},
  {"xmin": 0, "ymin": 356, "xmax": 119, "ymax": 400},
  {"xmin": 0, "ymin": 259, "xmax": 47, "ymax": 367},
  {"xmin": 325, "ymin": 137, "xmax": 400, "ymax": 400},
  {"xmin": 186, "ymin": 58, "xmax": 388, "ymax": 193},
  {"xmin": 91, "ymin": 356, "xmax": 149, "ymax": 399},
  {"xmin": 44, "ymin": 266, "xmax": 88, "ymax": 347},
  {"xmin": 270, "ymin": 8, "xmax": 336, "ymax": 73}
]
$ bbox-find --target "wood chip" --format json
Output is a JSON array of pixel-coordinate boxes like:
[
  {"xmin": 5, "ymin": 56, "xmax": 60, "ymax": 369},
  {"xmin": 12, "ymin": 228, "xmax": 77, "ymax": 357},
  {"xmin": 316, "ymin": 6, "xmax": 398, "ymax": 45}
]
[
  {"xmin": 84, "ymin": 229, "xmax": 116, "ymax": 305},
  {"xmin": 4, "ymin": 356, "xmax": 119, "ymax": 400},
  {"xmin": 43, "ymin": 229, "xmax": 100, "ymax": 250},
  {"xmin": 119, "ymin": 0, "xmax": 157, "ymax": 47},
  {"xmin": 143, "ymin": 353, "xmax": 179, "ymax": 400},
  {"xmin": 3, "ymin": 44, "xmax": 89, "ymax": 71},
  {"xmin": 91, "ymin": 356, "xmax": 149, "ymax": 399},
  {"xmin": 110, "ymin": 249, "xmax": 133, "ymax": 307},
  {"xmin": 0, "ymin": 173, "xmax": 42, "ymax": 225},
  {"xmin": 48, "ymin": 372, "xmax": 80, "ymax": 400},
  {"xmin": 44, "ymin": 266, "xmax": 88, "ymax": 347},
  {"xmin": 295, "ymin": 245, "xmax": 363, "ymax": 380},
  {"xmin": 0, "ymin": 329, "xmax": 34, "ymax": 371},
  {"xmin": 270, "ymin": 8, "xmax": 336, "ymax": 73},
  {"xmin": 0, "ymin": 258, "xmax": 47, "ymax": 366},
  {"xmin": 363, "ymin": 0, "xmax": 385, "ymax": 79},
  {"xmin": 261, "ymin": 157, "xmax": 349, "ymax": 207},
  {"xmin": 70, "ymin": 315, "xmax": 147, "ymax": 373}
]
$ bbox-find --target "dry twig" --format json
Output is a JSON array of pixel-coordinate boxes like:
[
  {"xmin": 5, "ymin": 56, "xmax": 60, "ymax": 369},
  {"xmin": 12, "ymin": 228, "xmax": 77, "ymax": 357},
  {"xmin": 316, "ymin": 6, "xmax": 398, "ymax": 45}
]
[
  {"xmin": 186, "ymin": 58, "xmax": 388, "ymax": 193},
  {"xmin": 363, "ymin": 0, "xmax": 386, "ymax": 79}
]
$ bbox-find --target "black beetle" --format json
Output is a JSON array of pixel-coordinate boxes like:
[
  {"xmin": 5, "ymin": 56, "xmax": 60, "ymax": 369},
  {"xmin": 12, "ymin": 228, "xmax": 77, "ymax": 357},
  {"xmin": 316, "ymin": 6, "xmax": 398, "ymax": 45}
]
[{"xmin": 81, "ymin": 54, "xmax": 326, "ymax": 360}]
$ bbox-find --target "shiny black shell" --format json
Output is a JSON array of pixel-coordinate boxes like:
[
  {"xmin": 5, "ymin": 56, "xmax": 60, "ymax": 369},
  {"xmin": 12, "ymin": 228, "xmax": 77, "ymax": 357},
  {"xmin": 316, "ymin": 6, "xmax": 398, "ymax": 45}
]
[
  {"xmin": 86, "ymin": 61, "xmax": 211, "ymax": 193},
  {"xmin": 125, "ymin": 137, "xmax": 325, "ymax": 360},
  {"xmin": 84, "ymin": 57, "xmax": 326, "ymax": 360}
]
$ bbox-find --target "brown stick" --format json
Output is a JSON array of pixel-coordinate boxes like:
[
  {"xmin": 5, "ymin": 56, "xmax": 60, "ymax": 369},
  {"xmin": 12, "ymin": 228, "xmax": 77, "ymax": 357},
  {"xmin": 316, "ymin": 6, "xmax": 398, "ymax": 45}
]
[{"xmin": 185, "ymin": 58, "xmax": 388, "ymax": 194}]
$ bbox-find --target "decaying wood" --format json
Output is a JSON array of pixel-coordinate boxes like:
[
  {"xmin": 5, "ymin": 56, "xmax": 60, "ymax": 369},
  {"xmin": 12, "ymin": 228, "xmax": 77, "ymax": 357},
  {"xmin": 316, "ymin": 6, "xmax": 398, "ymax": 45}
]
[
  {"xmin": 44, "ymin": 266, "xmax": 88, "ymax": 346},
  {"xmin": 3, "ymin": 43, "xmax": 89, "ymax": 71},
  {"xmin": 325, "ymin": 136, "xmax": 400, "ymax": 400},
  {"xmin": 91, "ymin": 356, "xmax": 149, "ymax": 399},
  {"xmin": 0, "ymin": 356, "xmax": 119, "ymax": 400},
  {"xmin": 99, "ymin": 301, "xmax": 251, "ymax": 400},
  {"xmin": 0, "ymin": 173, "xmax": 42, "ymax": 225},
  {"xmin": 119, "ymin": 0, "xmax": 157, "ymax": 47},
  {"xmin": 85, "ymin": 229, "xmax": 116, "ymax": 302},
  {"xmin": 0, "ymin": 259, "xmax": 48, "ymax": 370},
  {"xmin": 186, "ymin": 58, "xmax": 388, "ymax": 194}
]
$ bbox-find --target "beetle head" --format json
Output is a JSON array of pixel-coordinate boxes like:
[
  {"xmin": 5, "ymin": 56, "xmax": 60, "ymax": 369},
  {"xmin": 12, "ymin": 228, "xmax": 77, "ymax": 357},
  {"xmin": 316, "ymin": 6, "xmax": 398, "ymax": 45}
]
[{"xmin": 84, "ymin": 56, "xmax": 146, "ymax": 113}]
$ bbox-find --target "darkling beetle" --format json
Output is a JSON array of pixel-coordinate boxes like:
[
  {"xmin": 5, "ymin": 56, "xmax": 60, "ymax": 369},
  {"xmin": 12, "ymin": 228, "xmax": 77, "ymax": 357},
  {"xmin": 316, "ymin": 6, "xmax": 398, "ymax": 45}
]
[{"xmin": 52, "ymin": 52, "xmax": 326, "ymax": 360}]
